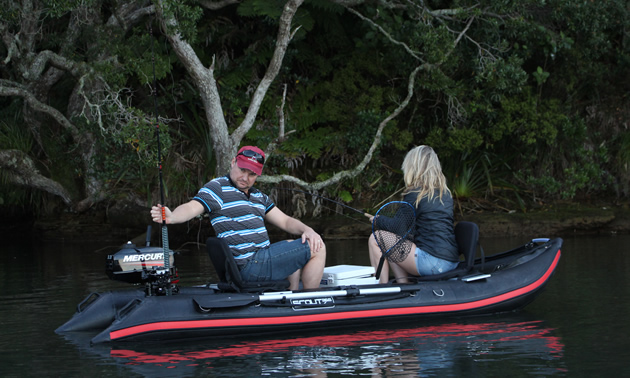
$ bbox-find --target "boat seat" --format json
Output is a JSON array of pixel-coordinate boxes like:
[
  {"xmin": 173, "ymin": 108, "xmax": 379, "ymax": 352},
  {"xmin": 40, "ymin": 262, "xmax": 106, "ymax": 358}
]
[
  {"xmin": 413, "ymin": 221, "xmax": 483, "ymax": 282},
  {"xmin": 455, "ymin": 221, "xmax": 481, "ymax": 271},
  {"xmin": 206, "ymin": 237, "xmax": 290, "ymax": 293}
]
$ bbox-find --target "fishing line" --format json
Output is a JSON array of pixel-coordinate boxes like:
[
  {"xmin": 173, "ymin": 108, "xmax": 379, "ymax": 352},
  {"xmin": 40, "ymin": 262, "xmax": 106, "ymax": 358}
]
[
  {"xmin": 149, "ymin": 20, "xmax": 171, "ymax": 295},
  {"xmin": 318, "ymin": 203, "xmax": 371, "ymax": 225},
  {"xmin": 275, "ymin": 187, "xmax": 370, "ymax": 217}
]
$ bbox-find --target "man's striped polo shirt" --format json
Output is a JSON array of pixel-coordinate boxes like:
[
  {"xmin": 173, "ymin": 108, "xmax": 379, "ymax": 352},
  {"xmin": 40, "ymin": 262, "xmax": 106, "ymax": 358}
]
[{"xmin": 193, "ymin": 175, "xmax": 275, "ymax": 265}]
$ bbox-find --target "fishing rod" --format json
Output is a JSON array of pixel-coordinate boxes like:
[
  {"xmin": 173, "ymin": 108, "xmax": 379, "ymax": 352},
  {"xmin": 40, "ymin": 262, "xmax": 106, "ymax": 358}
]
[
  {"xmin": 149, "ymin": 21, "xmax": 171, "ymax": 296},
  {"xmin": 275, "ymin": 188, "xmax": 371, "ymax": 217}
]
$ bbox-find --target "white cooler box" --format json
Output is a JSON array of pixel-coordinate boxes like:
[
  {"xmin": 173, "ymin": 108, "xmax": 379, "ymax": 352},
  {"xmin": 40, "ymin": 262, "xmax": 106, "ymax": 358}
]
[{"xmin": 320, "ymin": 265, "xmax": 378, "ymax": 287}]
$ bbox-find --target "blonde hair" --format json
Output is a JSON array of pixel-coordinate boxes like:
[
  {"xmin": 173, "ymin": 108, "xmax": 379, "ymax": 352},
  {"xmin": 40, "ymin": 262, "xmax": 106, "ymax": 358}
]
[{"xmin": 401, "ymin": 145, "xmax": 451, "ymax": 206}]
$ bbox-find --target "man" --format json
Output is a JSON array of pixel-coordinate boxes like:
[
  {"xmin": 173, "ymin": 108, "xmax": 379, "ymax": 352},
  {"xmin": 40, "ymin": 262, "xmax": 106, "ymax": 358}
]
[{"xmin": 150, "ymin": 146, "xmax": 326, "ymax": 290}]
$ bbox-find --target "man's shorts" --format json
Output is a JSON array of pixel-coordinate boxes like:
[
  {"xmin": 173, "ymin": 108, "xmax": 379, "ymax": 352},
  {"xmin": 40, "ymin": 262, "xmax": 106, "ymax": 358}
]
[{"xmin": 240, "ymin": 239, "xmax": 311, "ymax": 281}]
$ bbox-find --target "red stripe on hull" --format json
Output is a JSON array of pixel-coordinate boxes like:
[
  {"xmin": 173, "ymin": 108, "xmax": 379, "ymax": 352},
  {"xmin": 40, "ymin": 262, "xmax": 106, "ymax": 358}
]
[{"xmin": 110, "ymin": 250, "xmax": 561, "ymax": 341}]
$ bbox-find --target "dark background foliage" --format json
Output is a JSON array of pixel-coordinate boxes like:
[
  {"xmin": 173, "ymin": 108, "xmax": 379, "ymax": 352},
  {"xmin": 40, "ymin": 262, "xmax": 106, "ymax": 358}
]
[{"xmin": 1, "ymin": 0, "xmax": 629, "ymax": 223}]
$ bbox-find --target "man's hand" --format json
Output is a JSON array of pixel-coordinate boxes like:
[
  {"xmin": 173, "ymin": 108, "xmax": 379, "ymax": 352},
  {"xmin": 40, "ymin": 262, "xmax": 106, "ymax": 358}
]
[
  {"xmin": 150, "ymin": 204, "xmax": 171, "ymax": 224},
  {"xmin": 301, "ymin": 228, "xmax": 325, "ymax": 253},
  {"xmin": 149, "ymin": 201, "xmax": 204, "ymax": 225}
]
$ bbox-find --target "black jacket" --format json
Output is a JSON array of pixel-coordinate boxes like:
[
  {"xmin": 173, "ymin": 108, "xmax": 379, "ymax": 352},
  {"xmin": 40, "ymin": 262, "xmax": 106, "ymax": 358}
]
[{"xmin": 404, "ymin": 189, "xmax": 459, "ymax": 262}]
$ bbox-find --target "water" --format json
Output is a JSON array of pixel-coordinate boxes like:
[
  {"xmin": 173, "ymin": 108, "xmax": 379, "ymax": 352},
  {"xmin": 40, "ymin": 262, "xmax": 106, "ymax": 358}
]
[{"xmin": 1, "ymin": 233, "xmax": 630, "ymax": 377}]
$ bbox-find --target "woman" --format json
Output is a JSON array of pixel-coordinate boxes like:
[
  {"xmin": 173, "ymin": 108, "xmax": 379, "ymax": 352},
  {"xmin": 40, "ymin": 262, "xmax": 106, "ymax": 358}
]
[{"xmin": 367, "ymin": 145, "xmax": 459, "ymax": 283}]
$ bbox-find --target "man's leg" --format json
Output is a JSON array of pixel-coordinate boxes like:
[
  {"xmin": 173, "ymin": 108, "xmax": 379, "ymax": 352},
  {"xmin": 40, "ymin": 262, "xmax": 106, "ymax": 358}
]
[
  {"xmin": 300, "ymin": 244, "xmax": 326, "ymax": 289},
  {"xmin": 288, "ymin": 269, "xmax": 301, "ymax": 290}
]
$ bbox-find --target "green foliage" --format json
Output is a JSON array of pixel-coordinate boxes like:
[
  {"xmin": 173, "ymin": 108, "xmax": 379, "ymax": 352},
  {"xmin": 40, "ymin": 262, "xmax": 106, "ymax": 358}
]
[
  {"xmin": 82, "ymin": 97, "xmax": 173, "ymax": 197},
  {"xmin": 2, "ymin": 0, "xmax": 629, "ymax": 218},
  {"xmin": 516, "ymin": 116, "xmax": 612, "ymax": 201},
  {"xmin": 617, "ymin": 132, "xmax": 630, "ymax": 170},
  {"xmin": 0, "ymin": 2, "xmax": 20, "ymax": 25},
  {"xmin": 493, "ymin": 90, "xmax": 563, "ymax": 146},
  {"xmin": 473, "ymin": 55, "xmax": 528, "ymax": 101},
  {"xmin": 42, "ymin": 0, "xmax": 98, "ymax": 18},
  {"xmin": 237, "ymin": 0, "xmax": 315, "ymax": 34},
  {"xmin": 450, "ymin": 163, "xmax": 487, "ymax": 199},
  {"xmin": 111, "ymin": 27, "xmax": 175, "ymax": 86},
  {"xmin": 527, "ymin": 0, "xmax": 629, "ymax": 101},
  {"xmin": 346, "ymin": 110, "xmax": 380, "ymax": 151},
  {"xmin": 444, "ymin": 151, "xmax": 491, "ymax": 199},
  {"xmin": 159, "ymin": 0, "xmax": 203, "ymax": 43},
  {"xmin": 524, "ymin": 153, "xmax": 608, "ymax": 200},
  {"xmin": 425, "ymin": 127, "xmax": 484, "ymax": 157},
  {"xmin": 387, "ymin": 127, "xmax": 413, "ymax": 152},
  {"xmin": 338, "ymin": 190, "xmax": 353, "ymax": 203},
  {"xmin": 0, "ymin": 116, "xmax": 32, "ymax": 153},
  {"xmin": 533, "ymin": 66, "xmax": 550, "ymax": 86},
  {"xmin": 238, "ymin": 0, "xmax": 285, "ymax": 19}
]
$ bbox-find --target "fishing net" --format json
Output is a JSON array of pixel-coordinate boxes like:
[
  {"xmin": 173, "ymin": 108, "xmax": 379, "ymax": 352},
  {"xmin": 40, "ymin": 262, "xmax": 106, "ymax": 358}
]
[{"xmin": 372, "ymin": 201, "xmax": 416, "ymax": 264}]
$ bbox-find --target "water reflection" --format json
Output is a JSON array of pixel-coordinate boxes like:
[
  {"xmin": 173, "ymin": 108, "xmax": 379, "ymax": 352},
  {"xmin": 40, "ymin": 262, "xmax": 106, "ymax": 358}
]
[
  {"xmin": 5, "ymin": 234, "xmax": 630, "ymax": 376},
  {"xmin": 63, "ymin": 317, "xmax": 564, "ymax": 377}
]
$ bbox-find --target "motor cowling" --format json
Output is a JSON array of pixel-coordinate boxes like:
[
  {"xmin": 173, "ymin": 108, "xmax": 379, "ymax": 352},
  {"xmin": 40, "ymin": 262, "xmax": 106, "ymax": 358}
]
[{"xmin": 106, "ymin": 242, "xmax": 177, "ymax": 285}]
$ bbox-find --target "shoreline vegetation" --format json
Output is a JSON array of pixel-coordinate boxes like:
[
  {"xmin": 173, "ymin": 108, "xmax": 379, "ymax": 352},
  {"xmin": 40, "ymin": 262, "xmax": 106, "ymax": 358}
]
[
  {"xmin": 2, "ymin": 1, "xmax": 630, "ymax": 231},
  {"xmin": 4, "ymin": 199, "xmax": 628, "ymax": 247}
]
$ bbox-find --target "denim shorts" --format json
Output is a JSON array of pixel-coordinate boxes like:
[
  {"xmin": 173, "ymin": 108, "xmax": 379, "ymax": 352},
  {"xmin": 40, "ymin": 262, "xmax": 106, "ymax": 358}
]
[
  {"xmin": 239, "ymin": 239, "xmax": 311, "ymax": 282},
  {"xmin": 415, "ymin": 247, "xmax": 458, "ymax": 276}
]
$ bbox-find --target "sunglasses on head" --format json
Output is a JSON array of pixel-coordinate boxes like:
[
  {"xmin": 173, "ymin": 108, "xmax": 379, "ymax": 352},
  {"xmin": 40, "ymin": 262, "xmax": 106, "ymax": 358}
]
[{"xmin": 237, "ymin": 149, "xmax": 265, "ymax": 164}]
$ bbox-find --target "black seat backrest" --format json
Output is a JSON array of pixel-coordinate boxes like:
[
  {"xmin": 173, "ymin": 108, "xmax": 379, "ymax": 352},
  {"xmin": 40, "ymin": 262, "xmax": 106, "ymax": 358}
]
[
  {"xmin": 414, "ymin": 221, "xmax": 481, "ymax": 282},
  {"xmin": 454, "ymin": 221, "xmax": 480, "ymax": 269},
  {"xmin": 206, "ymin": 237, "xmax": 290, "ymax": 293}
]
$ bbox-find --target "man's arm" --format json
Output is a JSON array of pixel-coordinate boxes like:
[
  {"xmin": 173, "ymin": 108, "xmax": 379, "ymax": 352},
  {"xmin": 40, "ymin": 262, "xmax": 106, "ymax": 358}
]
[
  {"xmin": 265, "ymin": 207, "xmax": 324, "ymax": 253},
  {"xmin": 151, "ymin": 200, "xmax": 205, "ymax": 225}
]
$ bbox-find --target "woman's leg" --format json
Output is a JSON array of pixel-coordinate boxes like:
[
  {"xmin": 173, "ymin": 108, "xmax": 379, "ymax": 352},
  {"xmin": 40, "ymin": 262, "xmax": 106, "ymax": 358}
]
[
  {"xmin": 389, "ymin": 243, "xmax": 418, "ymax": 283},
  {"xmin": 370, "ymin": 233, "xmax": 419, "ymax": 284}
]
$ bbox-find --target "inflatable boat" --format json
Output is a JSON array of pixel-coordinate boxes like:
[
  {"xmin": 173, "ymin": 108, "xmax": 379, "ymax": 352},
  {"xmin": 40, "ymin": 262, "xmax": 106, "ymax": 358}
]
[{"xmin": 56, "ymin": 222, "xmax": 562, "ymax": 344}]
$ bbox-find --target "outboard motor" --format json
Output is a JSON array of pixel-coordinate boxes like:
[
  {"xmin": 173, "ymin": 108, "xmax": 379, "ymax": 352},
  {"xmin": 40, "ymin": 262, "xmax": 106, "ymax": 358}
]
[{"xmin": 106, "ymin": 229, "xmax": 179, "ymax": 295}]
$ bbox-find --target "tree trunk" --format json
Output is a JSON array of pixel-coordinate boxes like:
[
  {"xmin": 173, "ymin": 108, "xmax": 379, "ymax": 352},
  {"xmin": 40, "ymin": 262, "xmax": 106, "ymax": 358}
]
[{"xmin": 156, "ymin": 0, "xmax": 305, "ymax": 175}]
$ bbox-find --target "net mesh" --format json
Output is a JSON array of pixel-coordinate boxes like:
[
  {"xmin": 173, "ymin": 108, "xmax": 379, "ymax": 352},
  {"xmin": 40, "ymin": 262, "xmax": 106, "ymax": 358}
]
[{"xmin": 372, "ymin": 201, "xmax": 416, "ymax": 263}]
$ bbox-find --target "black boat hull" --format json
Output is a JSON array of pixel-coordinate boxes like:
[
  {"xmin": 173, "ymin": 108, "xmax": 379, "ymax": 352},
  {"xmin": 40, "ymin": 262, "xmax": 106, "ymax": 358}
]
[{"xmin": 57, "ymin": 238, "xmax": 562, "ymax": 344}]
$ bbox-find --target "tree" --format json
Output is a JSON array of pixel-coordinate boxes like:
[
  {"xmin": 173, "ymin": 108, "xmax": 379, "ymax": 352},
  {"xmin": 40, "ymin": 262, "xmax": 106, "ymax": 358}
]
[
  {"xmin": 2, "ymin": 0, "xmax": 627, "ymax": 218},
  {"xmin": 0, "ymin": 0, "xmax": 157, "ymax": 211},
  {"xmin": 154, "ymin": 0, "xmax": 503, "ymax": 192},
  {"xmin": 1, "ymin": 0, "xmax": 490, "ymax": 209}
]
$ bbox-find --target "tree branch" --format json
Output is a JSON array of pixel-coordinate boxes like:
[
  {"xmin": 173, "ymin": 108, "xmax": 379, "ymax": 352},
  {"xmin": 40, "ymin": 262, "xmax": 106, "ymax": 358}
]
[
  {"xmin": 231, "ymin": 0, "xmax": 305, "ymax": 143},
  {"xmin": 0, "ymin": 81, "xmax": 82, "ymax": 142},
  {"xmin": 199, "ymin": 0, "xmax": 241, "ymax": 10},
  {"xmin": 0, "ymin": 149, "xmax": 73, "ymax": 205},
  {"xmin": 346, "ymin": 6, "xmax": 425, "ymax": 62},
  {"xmin": 107, "ymin": 3, "xmax": 155, "ymax": 29},
  {"xmin": 259, "ymin": 64, "xmax": 425, "ymax": 189},
  {"xmin": 265, "ymin": 83, "xmax": 296, "ymax": 156},
  {"xmin": 24, "ymin": 50, "xmax": 86, "ymax": 80}
]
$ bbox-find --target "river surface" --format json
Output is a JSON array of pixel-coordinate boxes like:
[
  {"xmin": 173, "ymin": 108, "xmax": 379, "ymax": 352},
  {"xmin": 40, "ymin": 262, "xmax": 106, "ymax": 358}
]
[{"xmin": 1, "ymin": 232, "xmax": 630, "ymax": 377}]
